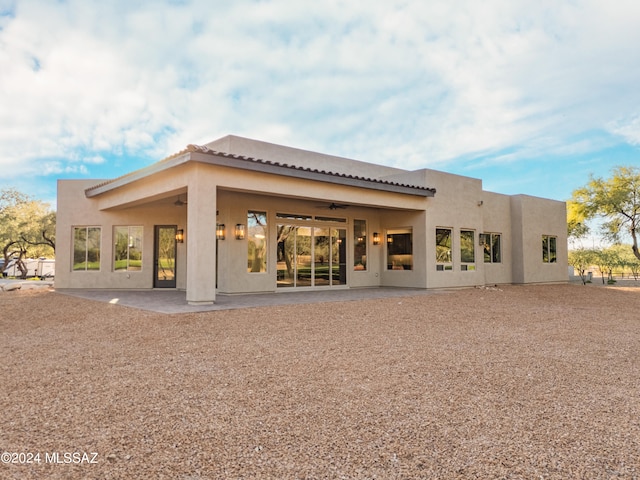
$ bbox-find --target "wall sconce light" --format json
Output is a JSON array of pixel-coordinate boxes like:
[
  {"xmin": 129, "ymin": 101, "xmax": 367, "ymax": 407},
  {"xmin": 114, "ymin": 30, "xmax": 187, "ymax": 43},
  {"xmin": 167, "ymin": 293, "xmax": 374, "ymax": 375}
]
[
  {"xmin": 372, "ymin": 232, "xmax": 381, "ymax": 245},
  {"xmin": 175, "ymin": 229, "xmax": 184, "ymax": 243},
  {"xmin": 235, "ymin": 223, "xmax": 246, "ymax": 240},
  {"xmin": 387, "ymin": 235, "xmax": 393, "ymax": 244},
  {"xmin": 216, "ymin": 224, "xmax": 226, "ymax": 240}
]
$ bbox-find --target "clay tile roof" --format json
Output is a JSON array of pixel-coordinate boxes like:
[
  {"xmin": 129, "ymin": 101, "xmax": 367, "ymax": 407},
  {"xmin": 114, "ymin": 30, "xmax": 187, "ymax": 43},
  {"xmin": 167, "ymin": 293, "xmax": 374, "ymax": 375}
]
[{"xmin": 186, "ymin": 144, "xmax": 436, "ymax": 195}]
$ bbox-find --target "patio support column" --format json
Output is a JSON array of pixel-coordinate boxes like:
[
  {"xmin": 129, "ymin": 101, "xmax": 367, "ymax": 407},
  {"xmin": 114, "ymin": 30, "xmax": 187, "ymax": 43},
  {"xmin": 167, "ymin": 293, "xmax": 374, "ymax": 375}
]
[{"xmin": 186, "ymin": 177, "xmax": 217, "ymax": 305}]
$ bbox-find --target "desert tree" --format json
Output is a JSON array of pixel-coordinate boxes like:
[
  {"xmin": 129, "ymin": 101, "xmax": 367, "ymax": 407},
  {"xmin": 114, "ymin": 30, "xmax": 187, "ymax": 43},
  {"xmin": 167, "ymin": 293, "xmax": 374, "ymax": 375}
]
[
  {"xmin": 567, "ymin": 199, "xmax": 590, "ymax": 241},
  {"xmin": 591, "ymin": 248, "xmax": 621, "ymax": 284},
  {"xmin": 610, "ymin": 243, "xmax": 640, "ymax": 281},
  {"xmin": 568, "ymin": 248, "xmax": 597, "ymax": 285},
  {"xmin": 627, "ymin": 255, "xmax": 640, "ymax": 281},
  {"xmin": 0, "ymin": 188, "xmax": 55, "ymax": 278},
  {"xmin": 571, "ymin": 166, "xmax": 640, "ymax": 260}
]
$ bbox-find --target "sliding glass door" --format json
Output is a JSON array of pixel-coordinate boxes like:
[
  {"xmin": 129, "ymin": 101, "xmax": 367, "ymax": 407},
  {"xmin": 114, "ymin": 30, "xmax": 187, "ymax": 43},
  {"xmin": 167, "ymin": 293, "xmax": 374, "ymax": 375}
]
[{"xmin": 276, "ymin": 224, "xmax": 346, "ymax": 288}]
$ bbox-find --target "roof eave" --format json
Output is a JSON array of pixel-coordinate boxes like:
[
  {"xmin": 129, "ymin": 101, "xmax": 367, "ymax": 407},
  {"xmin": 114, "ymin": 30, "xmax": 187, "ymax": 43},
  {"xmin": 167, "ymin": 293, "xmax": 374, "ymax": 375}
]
[
  {"xmin": 85, "ymin": 150, "xmax": 191, "ymax": 197},
  {"xmin": 84, "ymin": 144, "xmax": 436, "ymax": 198}
]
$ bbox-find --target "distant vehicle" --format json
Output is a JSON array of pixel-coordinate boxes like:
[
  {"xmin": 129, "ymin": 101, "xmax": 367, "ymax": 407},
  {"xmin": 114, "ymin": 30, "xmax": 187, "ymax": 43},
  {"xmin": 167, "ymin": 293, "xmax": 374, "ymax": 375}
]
[
  {"xmin": 3, "ymin": 258, "xmax": 38, "ymax": 277},
  {"xmin": 37, "ymin": 259, "xmax": 55, "ymax": 278},
  {"xmin": 2, "ymin": 258, "xmax": 55, "ymax": 279}
]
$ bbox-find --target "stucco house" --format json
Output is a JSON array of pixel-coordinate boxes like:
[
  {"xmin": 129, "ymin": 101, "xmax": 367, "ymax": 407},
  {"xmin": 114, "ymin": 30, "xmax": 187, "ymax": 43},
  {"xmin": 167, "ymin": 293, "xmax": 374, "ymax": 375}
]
[{"xmin": 56, "ymin": 135, "xmax": 568, "ymax": 305}]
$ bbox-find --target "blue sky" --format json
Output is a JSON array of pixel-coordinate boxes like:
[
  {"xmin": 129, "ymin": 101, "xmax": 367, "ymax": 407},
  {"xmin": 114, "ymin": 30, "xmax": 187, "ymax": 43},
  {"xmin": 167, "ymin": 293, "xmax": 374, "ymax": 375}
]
[{"xmin": 1, "ymin": 0, "xmax": 640, "ymax": 208}]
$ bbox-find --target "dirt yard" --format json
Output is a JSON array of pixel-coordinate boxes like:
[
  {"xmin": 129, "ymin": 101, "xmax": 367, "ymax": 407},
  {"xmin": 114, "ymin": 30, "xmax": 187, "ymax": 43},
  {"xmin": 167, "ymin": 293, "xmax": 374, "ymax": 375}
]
[{"xmin": 1, "ymin": 284, "xmax": 639, "ymax": 479}]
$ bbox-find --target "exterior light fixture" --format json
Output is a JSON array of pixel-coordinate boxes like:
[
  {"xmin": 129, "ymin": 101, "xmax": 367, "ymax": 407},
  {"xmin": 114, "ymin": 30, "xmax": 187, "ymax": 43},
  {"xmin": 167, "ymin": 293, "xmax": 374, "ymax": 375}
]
[
  {"xmin": 216, "ymin": 224, "xmax": 226, "ymax": 240},
  {"xmin": 235, "ymin": 223, "xmax": 246, "ymax": 240},
  {"xmin": 175, "ymin": 229, "xmax": 185, "ymax": 243},
  {"xmin": 372, "ymin": 232, "xmax": 381, "ymax": 245}
]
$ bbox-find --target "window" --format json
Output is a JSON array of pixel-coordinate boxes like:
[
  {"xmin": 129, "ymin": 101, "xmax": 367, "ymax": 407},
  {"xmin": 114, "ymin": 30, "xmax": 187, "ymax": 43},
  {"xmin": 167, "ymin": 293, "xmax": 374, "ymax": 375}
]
[
  {"xmin": 316, "ymin": 216, "xmax": 347, "ymax": 223},
  {"xmin": 114, "ymin": 226, "xmax": 143, "ymax": 271},
  {"xmin": 480, "ymin": 233, "xmax": 501, "ymax": 263},
  {"xmin": 276, "ymin": 213, "xmax": 313, "ymax": 221},
  {"xmin": 276, "ymin": 213, "xmax": 346, "ymax": 223},
  {"xmin": 387, "ymin": 228, "xmax": 412, "ymax": 270},
  {"xmin": 542, "ymin": 235, "xmax": 557, "ymax": 263},
  {"xmin": 460, "ymin": 230, "xmax": 475, "ymax": 271},
  {"xmin": 436, "ymin": 228, "xmax": 452, "ymax": 271},
  {"xmin": 73, "ymin": 227, "xmax": 101, "ymax": 271},
  {"xmin": 248, "ymin": 211, "xmax": 267, "ymax": 272},
  {"xmin": 354, "ymin": 219, "xmax": 367, "ymax": 270}
]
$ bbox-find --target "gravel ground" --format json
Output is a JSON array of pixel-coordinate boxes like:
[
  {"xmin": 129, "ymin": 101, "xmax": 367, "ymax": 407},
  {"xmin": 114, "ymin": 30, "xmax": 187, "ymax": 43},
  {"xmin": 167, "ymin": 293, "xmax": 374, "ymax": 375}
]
[{"xmin": 1, "ymin": 284, "xmax": 640, "ymax": 479}]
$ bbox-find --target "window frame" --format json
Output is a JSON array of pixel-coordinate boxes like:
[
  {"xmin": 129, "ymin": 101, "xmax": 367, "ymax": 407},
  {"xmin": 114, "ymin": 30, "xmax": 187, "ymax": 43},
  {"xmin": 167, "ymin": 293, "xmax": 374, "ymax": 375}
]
[
  {"xmin": 542, "ymin": 235, "xmax": 557, "ymax": 263},
  {"xmin": 72, "ymin": 226, "xmax": 101, "ymax": 271},
  {"xmin": 248, "ymin": 210, "xmax": 268, "ymax": 273},
  {"xmin": 114, "ymin": 226, "xmax": 143, "ymax": 272},
  {"xmin": 386, "ymin": 227, "xmax": 413, "ymax": 271},
  {"xmin": 460, "ymin": 229, "xmax": 476, "ymax": 271},
  {"xmin": 436, "ymin": 227, "xmax": 453, "ymax": 271},
  {"xmin": 480, "ymin": 232, "xmax": 502, "ymax": 264},
  {"xmin": 353, "ymin": 219, "xmax": 367, "ymax": 271}
]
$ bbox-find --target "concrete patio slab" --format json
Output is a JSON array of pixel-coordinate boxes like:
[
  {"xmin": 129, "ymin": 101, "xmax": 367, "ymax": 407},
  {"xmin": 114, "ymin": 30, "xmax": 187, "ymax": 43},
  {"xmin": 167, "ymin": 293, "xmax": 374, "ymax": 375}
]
[{"xmin": 55, "ymin": 287, "xmax": 446, "ymax": 314}]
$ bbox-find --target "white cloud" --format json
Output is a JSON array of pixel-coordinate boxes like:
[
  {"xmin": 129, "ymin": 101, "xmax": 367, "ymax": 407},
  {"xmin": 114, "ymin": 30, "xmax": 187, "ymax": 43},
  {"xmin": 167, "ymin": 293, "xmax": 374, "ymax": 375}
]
[
  {"xmin": 608, "ymin": 115, "xmax": 640, "ymax": 146},
  {"xmin": 1, "ymin": 0, "xmax": 640, "ymax": 183}
]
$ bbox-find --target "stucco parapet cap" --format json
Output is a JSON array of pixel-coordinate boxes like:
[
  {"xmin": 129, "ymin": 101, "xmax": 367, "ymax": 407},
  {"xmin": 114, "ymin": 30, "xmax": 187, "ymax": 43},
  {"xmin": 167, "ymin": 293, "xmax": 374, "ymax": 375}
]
[{"xmin": 85, "ymin": 143, "xmax": 436, "ymax": 197}]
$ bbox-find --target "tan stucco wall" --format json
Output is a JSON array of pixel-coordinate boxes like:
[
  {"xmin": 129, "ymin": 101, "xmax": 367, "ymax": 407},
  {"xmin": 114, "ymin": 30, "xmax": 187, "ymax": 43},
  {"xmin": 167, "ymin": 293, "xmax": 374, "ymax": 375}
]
[
  {"xmin": 56, "ymin": 179, "xmax": 188, "ymax": 290},
  {"xmin": 481, "ymin": 191, "xmax": 513, "ymax": 285},
  {"xmin": 416, "ymin": 169, "xmax": 486, "ymax": 289},
  {"xmin": 382, "ymin": 169, "xmax": 568, "ymax": 288},
  {"xmin": 510, "ymin": 195, "xmax": 568, "ymax": 284}
]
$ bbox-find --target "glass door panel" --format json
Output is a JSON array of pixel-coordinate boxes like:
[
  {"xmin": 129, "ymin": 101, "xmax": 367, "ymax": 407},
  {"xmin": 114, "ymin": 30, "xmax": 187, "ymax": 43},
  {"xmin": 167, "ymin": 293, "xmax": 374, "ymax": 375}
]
[
  {"xmin": 332, "ymin": 228, "xmax": 347, "ymax": 285},
  {"xmin": 277, "ymin": 225, "xmax": 296, "ymax": 288},
  {"xmin": 314, "ymin": 228, "xmax": 330, "ymax": 286},
  {"xmin": 296, "ymin": 227, "xmax": 312, "ymax": 287},
  {"xmin": 154, "ymin": 226, "xmax": 177, "ymax": 288}
]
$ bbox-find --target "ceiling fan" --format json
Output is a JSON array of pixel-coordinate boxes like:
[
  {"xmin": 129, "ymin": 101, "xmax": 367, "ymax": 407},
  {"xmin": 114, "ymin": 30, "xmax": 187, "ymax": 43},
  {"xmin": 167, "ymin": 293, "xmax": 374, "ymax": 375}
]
[
  {"xmin": 318, "ymin": 202, "xmax": 348, "ymax": 210},
  {"xmin": 174, "ymin": 195, "xmax": 188, "ymax": 207}
]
